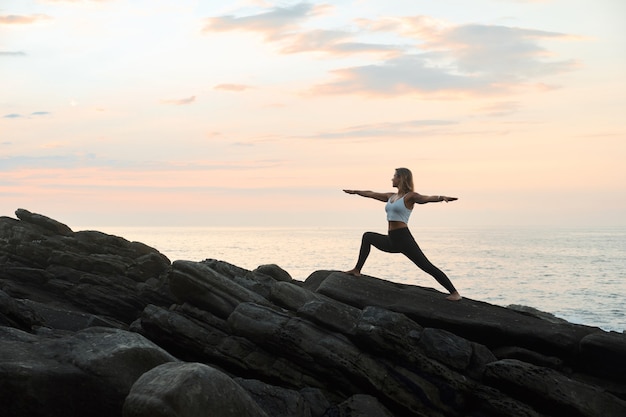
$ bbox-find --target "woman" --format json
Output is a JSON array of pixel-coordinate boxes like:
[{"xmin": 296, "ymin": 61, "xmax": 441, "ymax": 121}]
[{"xmin": 343, "ymin": 167, "xmax": 462, "ymax": 301}]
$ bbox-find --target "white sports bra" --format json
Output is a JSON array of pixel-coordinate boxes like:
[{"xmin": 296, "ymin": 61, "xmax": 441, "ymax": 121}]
[{"xmin": 385, "ymin": 195, "xmax": 412, "ymax": 223}]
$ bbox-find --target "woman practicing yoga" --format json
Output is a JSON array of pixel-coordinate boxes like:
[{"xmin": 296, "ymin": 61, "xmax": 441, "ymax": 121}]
[{"xmin": 343, "ymin": 167, "xmax": 462, "ymax": 301}]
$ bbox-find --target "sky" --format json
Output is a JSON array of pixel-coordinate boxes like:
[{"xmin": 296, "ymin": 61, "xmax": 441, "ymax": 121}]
[{"xmin": 1, "ymin": 0, "xmax": 625, "ymax": 229}]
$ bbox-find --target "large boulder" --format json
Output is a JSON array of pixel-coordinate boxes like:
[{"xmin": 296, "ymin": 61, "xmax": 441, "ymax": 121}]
[
  {"xmin": 0, "ymin": 326, "xmax": 177, "ymax": 417},
  {"xmin": 484, "ymin": 359, "xmax": 626, "ymax": 417},
  {"xmin": 123, "ymin": 362, "xmax": 269, "ymax": 417},
  {"xmin": 169, "ymin": 260, "xmax": 274, "ymax": 318}
]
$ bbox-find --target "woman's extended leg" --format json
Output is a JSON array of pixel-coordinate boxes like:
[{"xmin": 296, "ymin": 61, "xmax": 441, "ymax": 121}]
[
  {"xmin": 344, "ymin": 231, "xmax": 399, "ymax": 276},
  {"xmin": 390, "ymin": 229, "xmax": 461, "ymax": 300}
]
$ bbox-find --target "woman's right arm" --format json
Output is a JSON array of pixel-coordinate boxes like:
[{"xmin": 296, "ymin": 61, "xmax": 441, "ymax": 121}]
[{"xmin": 343, "ymin": 189, "xmax": 391, "ymax": 202}]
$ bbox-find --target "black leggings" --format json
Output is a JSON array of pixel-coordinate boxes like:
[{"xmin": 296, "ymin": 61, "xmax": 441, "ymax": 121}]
[{"xmin": 354, "ymin": 228, "xmax": 457, "ymax": 294}]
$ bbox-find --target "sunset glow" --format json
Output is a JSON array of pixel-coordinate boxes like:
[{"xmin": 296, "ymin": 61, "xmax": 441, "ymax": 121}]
[{"xmin": 1, "ymin": 0, "xmax": 624, "ymax": 227}]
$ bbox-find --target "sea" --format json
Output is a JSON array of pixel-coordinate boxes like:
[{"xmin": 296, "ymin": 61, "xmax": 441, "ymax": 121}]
[{"xmin": 93, "ymin": 225, "xmax": 625, "ymax": 333}]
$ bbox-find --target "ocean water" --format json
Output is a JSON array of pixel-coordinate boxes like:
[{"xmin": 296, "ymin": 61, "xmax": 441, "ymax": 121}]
[{"xmin": 95, "ymin": 225, "xmax": 625, "ymax": 333}]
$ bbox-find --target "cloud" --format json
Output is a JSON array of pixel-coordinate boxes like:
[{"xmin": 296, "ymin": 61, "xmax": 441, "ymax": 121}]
[
  {"xmin": 428, "ymin": 24, "xmax": 579, "ymax": 78},
  {"xmin": 476, "ymin": 101, "xmax": 523, "ymax": 117},
  {"xmin": 203, "ymin": 3, "xmax": 400, "ymax": 58},
  {"xmin": 39, "ymin": 0, "xmax": 115, "ymax": 3},
  {"xmin": 0, "ymin": 155, "xmax": 87, "ymax": 171},
  {"xmin": 2, "ymin": 112, "xmax": 51, "ymax": 119},
  {"xmin": 0, "ymin": 14, "xmax": 51, "ymax": 25},
  {"xmin": 203, "ymin": 6, "xmax": 579, "ymax": 97},
  {"xmin": 202, "ymin": 3, "xmax": 319, "ymax": 39},
  {"xmin": 0, "ymin": 154, "xmax": 281, "ymax": 173},
  {"xmin": 0, "ymin": 51, "xmax": 26, "ymax": 57},
  {"xmin": 160, "ymin": 96, "xmax": 196, "ymax": 105},
  {"xmin": 302, "ymin": 119, "xmax": 458, "ymax": 140},
  {"xmin": 310, "ymin": 54, "xmax": 489, "ymax": 96},
  {"xmin": 278, "ymin": 29, "xmax": 402, "ymax": 57},
  {"xmin": 213, "ymin": 84, "xmax": 254, "ymax": 92},
  {"xmin": 311, "ymin": 20, "xmax": 579, "ymax": 96}
]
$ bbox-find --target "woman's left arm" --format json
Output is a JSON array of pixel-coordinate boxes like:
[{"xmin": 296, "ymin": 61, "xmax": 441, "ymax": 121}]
[{"xmin": 407, "ymin": 192, "xmax": 458, "ymax": 205}]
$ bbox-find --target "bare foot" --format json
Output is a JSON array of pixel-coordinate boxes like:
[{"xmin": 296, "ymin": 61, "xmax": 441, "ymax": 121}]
[
  {"xmin": 343, "ymin": 269, "xmax": 361, "ymax": 277},
  {"xmin": 446, "ymin": 292, "xmax": 462, "ymax": 301}
]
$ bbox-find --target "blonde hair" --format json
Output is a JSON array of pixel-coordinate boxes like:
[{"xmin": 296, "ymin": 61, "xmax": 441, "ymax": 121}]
[{"xmin": 395, "ymin": 167, "xmax": 414, "ymax": 194}]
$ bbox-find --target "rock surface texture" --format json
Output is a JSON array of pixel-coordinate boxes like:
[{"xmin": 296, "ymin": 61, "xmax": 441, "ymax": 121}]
[{"xmin": 1, "ymin": 209, "xmax": 625, "ymax": 417}]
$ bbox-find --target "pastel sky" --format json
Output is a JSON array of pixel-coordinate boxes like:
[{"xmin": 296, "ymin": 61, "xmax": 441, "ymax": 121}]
[{"xmin": 1, "ymin": 0, "xmax": 625, "ymax": 228}]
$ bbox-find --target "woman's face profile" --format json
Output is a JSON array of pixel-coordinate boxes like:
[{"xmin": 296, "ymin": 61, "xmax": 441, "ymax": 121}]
[{"xmin": 392, "ymin": 172, "xmax": 400, "ymax": 187}]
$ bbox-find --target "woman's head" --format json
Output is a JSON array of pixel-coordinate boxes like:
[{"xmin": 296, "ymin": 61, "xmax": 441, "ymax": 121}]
[{"xmin": 393, "ymin": 167, "xmax": 414, "ymax": 194}]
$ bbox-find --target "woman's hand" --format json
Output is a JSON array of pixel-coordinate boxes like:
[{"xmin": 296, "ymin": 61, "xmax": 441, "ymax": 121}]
[{"xmin": 441, "ymin": 196, "xmax": 458, "ymax": 203}]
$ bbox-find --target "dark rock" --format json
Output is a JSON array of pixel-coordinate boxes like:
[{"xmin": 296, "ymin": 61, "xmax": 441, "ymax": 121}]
[
  {"xmin": 468, "ymin": 385, "xmax": 544, "ymax": 417},
  {"xmin": 579, "ymin": 331, "xmax": 626, "ymax": 381},
  {"xmin": 15, "ymin": 208, "xmax": 73, "ymax": 236},
  {"xmin": 134, "ymin": 303, "xmax": 323, "ymax": 389},
  {"xmin": 297, "ymin": 298, "xmax": 362, "ymax": 335},
  {"xmin": 254, "ymin": 263, "xmax": 293, "ymax": 282},
  {"xmin": 123, "ymin": 362, "xmax": 269, "ymax": 417},
  {"xmin": 493, "ymin": 345, "xmax": 564, "ymax": 370},
  {"xmin": 300, "ymin": 387, "xmax": 332, "ymax": 417},
  {"xmin": 236, "ymin": 378, "xmax": 311, "ymax": 417},
  {"xmin": 484, "ymin": 359, "xmax": 626, "ymax": 417},
  {"xmin": 418, "ymin": 327, "xmax": 473, "ymax": 371},
  {"xmin": 23, "ymin": 299, "xmax": 127, "ymax": 331},
  {"xmin": 0, "ymin": 289, "xmax": 44, "ymax": 330},
  {"xmin": 227, "ymin": 301, "xmax": 455, "ymax": 416},
  {"xmin": 325, "ymin": 394, "xmax": 395, "ymax": 417},
  {"xmin": 0, "ymin": 211, "xmax": 173, "ymax": 326},
  {"xmin": 169, "ymin": 260, "xmax": 273, "ymax": 318},
  {"xmin": 2, "ymin": 209, "xmax": 626, "ymax": 417},
  {"xmin": 507, "ymin": 304, "xmax": 570, "ymax": 324},
  {"xmin": 311, "ymin": 272, "xmax": 599, "ymax": 360},
  {"xmin": 0, "ymin": 326, "xmax": 176, "ymax": 417}
]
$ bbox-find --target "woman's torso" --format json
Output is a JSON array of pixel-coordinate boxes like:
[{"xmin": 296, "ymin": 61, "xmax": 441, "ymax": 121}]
[{"xmin": 385, "ymin": 194, "xmax": 412, "ymax": 229}]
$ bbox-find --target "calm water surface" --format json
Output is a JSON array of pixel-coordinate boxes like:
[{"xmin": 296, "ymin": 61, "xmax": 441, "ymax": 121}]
[{"xmin": 95, "ymin": 225, "xmax": 625, "ymax": 332}]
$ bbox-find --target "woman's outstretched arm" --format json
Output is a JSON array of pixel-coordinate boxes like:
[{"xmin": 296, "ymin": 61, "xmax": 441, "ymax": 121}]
[
  {"xmin": 343, "ymin": 189, "xmax": 393, "ymax": 202},
  {"xmin": 407, "ymin": 192, "xmax": 458, "ymax": 204}
]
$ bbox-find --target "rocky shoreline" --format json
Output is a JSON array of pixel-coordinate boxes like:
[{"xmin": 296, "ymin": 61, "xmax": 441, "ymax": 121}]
[{"xmin": 1, "ymin": 209, "xmax": 625, "ymax": 417}]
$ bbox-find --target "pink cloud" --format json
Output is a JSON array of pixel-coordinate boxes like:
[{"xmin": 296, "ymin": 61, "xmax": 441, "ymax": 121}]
[
  {"xmin": 213, "ymin": 84, "xmax": 254, "ymax": 92},
  {"xmin": 160, "ymin": 96, "xmax": 196, "ymax": 105},
  {"xmin": 0, "ymin": 14, "xmax": 51, "ymax": 24}
]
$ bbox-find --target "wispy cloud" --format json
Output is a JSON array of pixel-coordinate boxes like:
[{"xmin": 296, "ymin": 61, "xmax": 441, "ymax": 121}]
[
  {"xmin": 476, "ymin": 101, "xmax": 523, "ymax": 117},
  {"xmin": 278, "ymin": 29, "xmax": 402, "ymax": 57},
  {"xmin": 0, "ymin": 154, "xmax": 282, "ymax": 172},
  {"xmin": 312, "ymin": 19, "xmax": 579, "ymax": 96},
  {"xmin": 302, "ymin": 119, "xmax": 458, "ymax": 140},
  {"xmin": 204, "ymin": 4, "xmax": 579, "ymax": 97},
  {"xmin": 0, "ymin": 14, "xmax": 51, "ymax": 24},
  {"xmin": 202, "ymin": 3, "xmax": 319, "ymax": 38},
  {"xmin": 0, "ymin": 51, "xmax": 26, "ymax": 57},
  {"xmin": 310, "ymin": 54, "xmax": 487, "ymax": 97},
  {"xmin": 203, "ymin": 3, "xmax": 401, "ymax": 58},
  {"xmin": 2, "ymin": 112, "xmax": 51, "ymax": 119},
  {"xmin": 214, "ymin": 84, "xmax": 255, "ymax": 92},
  {"xmin": 39, "ymin": 0, "xmax": 115, "ymax": 3},
  {"xmin": 160, "ymin": 96, "xmax": 196, "ymax": 105}
]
